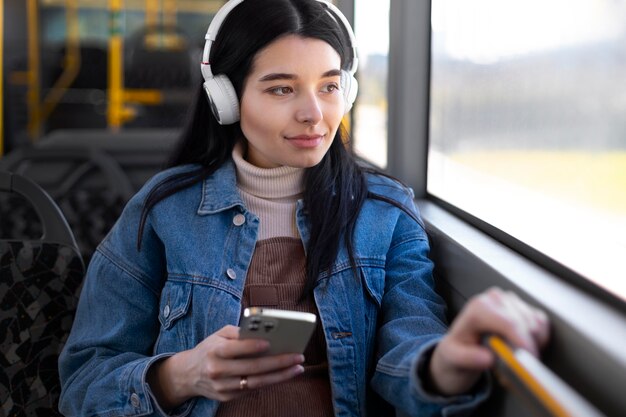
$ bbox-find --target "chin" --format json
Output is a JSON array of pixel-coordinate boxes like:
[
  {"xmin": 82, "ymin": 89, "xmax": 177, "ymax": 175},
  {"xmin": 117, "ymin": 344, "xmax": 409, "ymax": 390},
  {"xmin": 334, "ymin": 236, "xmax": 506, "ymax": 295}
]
[{"xmin": 291, "ymin": 156, "xmax": 326, "ymax": 169}]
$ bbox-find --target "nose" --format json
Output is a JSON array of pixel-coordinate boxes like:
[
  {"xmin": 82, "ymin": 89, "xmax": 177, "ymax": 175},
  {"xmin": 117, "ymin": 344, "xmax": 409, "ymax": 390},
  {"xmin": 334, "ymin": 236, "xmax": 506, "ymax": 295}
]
[{"xmin": 295, "ymin": 92, "xmax": 323, "ymax": 125}]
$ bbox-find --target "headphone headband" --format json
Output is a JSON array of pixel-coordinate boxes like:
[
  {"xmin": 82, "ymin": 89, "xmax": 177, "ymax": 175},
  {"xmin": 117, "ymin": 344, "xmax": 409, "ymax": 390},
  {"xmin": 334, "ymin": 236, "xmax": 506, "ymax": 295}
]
[
  {"xmin": 316, "ymin": 0, "xmax": 358, "ymax": 74},
  {"xmin": 201, "ymin": 0, "xmax": 359, "ymax": 125},
  {"xmin": 202, "ymin": 0, "xmax": 357, "ymax": 79},
  {"xmin": 201, "ymin": 0, "xmax": 244, "ymax": 80}
]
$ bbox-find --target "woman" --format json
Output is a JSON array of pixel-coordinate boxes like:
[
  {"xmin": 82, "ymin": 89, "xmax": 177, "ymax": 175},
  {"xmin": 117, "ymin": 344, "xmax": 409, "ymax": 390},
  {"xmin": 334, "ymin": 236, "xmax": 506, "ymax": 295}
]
[{"xmin": 58, "ymin": 0, "xmax": 549, "ymax": 416}]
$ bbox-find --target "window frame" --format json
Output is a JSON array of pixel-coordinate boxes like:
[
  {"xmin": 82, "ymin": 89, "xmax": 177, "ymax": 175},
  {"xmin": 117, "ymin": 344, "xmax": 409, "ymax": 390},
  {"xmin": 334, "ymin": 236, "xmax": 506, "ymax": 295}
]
[{"xmin": 384, "ymin": 1, "xmax": 626, "ymax": 416}]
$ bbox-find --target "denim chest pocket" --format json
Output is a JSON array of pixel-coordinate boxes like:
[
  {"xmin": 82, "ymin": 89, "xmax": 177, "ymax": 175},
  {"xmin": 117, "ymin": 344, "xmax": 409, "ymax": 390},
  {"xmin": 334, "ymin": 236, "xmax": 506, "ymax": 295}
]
[
  {"xmin": 155, "ymin": 280, "xmax": 193, "ymax": 352},
  {"xmin": 358, "ymin": 265, "xmax": 387, "ymax": 379},
  {"xmin": 323, "ymin": 262, "xmax": 385, "ymax": 380},
  {"xmin": 360, "ymin": 265, "xmax": 385, "ymax": 308}
]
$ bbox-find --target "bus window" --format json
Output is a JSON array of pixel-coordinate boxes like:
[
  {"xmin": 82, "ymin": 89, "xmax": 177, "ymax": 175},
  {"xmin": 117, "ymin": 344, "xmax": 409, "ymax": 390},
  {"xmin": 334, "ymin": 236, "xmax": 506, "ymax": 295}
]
[
  {"xmin": 352, "ymin": 0, "xmax": 389, "ymax": 168},
  {"xmin": 428, "ymin": 0, "xmax": 626, "ymax": 302}
]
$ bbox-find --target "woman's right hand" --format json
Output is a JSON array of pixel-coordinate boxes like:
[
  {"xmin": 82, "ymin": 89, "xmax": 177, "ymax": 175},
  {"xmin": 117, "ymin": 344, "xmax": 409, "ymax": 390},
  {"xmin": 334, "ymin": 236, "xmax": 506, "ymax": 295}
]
[
  {"xmin": 427, "ymin": 288, "xmax": 549, "ymax": 396},
  {"xmin": 147, "ymin": 325, "xmax": 305, "ymax": 409}
]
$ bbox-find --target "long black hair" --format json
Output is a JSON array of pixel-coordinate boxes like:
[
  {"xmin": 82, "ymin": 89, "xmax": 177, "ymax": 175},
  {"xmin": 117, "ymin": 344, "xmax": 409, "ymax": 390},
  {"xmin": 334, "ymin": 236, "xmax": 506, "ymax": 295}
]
[{"xmin": 138, "ymin": 0, "xmax": 418, "ymax": 295}]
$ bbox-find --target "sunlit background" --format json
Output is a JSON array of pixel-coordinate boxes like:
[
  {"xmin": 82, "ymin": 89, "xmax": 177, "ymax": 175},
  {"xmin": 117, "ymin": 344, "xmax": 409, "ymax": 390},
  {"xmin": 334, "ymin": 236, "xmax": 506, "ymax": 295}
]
[
  {"xmin": 428, "ymin": 0, "xmax": 626, "ymax": 299},
  {"xmin": 352, "ymin": 0, "xmax": 389, "ymax": 168}
]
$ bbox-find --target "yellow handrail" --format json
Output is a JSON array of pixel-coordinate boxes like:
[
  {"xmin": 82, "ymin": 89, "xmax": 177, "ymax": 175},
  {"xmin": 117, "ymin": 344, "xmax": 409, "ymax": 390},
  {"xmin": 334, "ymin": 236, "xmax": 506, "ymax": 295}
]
[
  {"xmin": 107, "ymin": 0, "xmax": 132, "ymax": 129},
  {"xmin": 484, "ymin": 335, "xmax": 606, "ymax": 417},
  {"xmin": 123, "ymin": 88, "xmax": 161, "ymax": 104},
  {"xmin": 107, "ymin": 0, "xmax": 167, "ymax": 129},
  {"xmin": 145, "ymin": 0, "xmax": 158, "ymax": 27},
  {"xmin": 40, "ymin": 0, "xmax": 81, "ymax": 123},
  {"xmin": 163, "ymin": 0, "xmax": 176, "ymax": 27},
  {"xmin": 487, "ymin": 335, "xmax": 571, "ymax": 416},
  {"xmin": 26, "ymin": 0, "xmax": 41, "ymax": 140}
]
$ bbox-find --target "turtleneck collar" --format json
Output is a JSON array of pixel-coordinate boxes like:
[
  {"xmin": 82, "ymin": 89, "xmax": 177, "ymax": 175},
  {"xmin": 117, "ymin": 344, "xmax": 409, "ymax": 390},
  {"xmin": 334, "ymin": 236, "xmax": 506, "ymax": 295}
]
[{"xmin": 232, "ymin": 142, "xmax": 305, "ymax": 200}]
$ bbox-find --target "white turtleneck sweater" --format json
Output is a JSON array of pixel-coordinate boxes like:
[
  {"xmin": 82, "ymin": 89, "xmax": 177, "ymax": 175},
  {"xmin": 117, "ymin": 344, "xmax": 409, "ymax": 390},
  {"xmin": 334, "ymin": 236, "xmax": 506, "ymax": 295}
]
[{"xmin": 232, "ymin": 143, "xmax": 305, "ymax": 240}]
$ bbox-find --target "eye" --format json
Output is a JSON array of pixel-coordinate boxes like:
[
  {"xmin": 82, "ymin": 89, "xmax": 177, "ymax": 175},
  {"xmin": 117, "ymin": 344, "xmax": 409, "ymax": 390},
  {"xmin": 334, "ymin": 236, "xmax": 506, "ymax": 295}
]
[
  {"xmin": 268, "ymin": 86, "xmax": 294, "ymax": 96},
  {"xmin": 321, "ymin": 83, "xmax": 340, "ymax": 94}
]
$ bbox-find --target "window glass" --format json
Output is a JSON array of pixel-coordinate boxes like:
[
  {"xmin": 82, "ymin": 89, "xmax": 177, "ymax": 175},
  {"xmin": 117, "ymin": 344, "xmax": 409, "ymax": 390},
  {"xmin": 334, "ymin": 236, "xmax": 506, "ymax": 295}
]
[
  {"xmin": 428, "ymin": 0, "xmax": 626, "ymax": 300},
  {"xmin": 353, "ymin": 0, "xmax": 389, "ymax": 168},
  {"xmin": 40, "ymin": 0, "xmax": 222, "ymax": 45}
]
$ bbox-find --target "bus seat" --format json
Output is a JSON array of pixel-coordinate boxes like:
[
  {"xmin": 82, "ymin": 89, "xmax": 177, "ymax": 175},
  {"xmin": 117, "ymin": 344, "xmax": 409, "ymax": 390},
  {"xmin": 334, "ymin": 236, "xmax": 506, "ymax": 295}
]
[
  {"xmin": 0, "ymin": 171, "xmax": 84, "ymax": 416},
  {"xmin": 0, "ymin": 148, "xmax": 133, "ymax": 264},
  {"xmin": 38, "ymin": 128, "xmax": 177, "ymax": 190}
]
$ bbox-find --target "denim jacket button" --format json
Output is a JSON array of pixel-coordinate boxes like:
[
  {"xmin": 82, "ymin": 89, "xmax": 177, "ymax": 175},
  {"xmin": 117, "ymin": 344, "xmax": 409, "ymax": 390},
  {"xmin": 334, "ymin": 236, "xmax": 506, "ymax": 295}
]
[
  {"xmin": 233, "ymin": 214, "xmax": 246, "ymax": 226},
  {"xmin": 226, "ymin": 268, "xmax": 237, "ymax": 279},
  {"xmin": 130, "ymin": 392, "xmax": 140, "ymax": 408},
  {"xmin": 163, "ymin": 305, "xmax": 170, "ymax": 318}
]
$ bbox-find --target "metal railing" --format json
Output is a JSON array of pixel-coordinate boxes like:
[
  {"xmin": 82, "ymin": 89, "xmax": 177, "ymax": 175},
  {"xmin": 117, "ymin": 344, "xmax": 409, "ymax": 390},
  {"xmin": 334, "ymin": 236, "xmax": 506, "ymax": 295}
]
[{"xmin": 484, "ymin": 335, "xmax": 607, "ymax": 417}]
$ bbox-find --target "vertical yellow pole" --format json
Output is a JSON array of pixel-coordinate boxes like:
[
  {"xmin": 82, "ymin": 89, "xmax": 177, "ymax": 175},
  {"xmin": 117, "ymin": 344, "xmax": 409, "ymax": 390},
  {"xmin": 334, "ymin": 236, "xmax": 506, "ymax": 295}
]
[
  {"xmin": 26, "ymin": 0, "xmax": 41, "ymax": 139},
  {"xmin": 145, "ymin": 0, "xmax": 158, "ymax": 27},
  {"xmin": 107, "ymin": 0, "xmax": 123, "ymax": 130},
  {"xmin": 0, "ymin": 0, "xmax": 4, "ymax": 155},
  {"xmin": 163, "ymin": 0, "xmax": 176, "ymax": 28},
  {"xmin": 40, "ymin": 0, "xmax": 80, "ymax": 122}
]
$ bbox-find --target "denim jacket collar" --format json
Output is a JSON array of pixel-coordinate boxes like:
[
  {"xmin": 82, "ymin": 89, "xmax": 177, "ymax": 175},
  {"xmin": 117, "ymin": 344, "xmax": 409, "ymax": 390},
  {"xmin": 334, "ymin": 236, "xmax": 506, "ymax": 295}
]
[
  {"xmin": 195, "ymin": 160, "xmax": 312, "ymax": 251},
  {"xmin": 197, "ymin": 160, "xmax": 246, "ymax": 215}
]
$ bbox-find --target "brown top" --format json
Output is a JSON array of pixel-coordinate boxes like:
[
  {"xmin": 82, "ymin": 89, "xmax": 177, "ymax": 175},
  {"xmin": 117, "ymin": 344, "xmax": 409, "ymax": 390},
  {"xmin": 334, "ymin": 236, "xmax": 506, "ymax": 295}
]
[{"xmin": 215, "ymin": 237, "xmax": 334, "ymax": 417}]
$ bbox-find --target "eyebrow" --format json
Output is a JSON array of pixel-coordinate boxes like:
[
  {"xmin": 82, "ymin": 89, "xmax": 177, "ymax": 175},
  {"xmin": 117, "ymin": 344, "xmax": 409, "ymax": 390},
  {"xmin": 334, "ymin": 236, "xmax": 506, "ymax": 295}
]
[{"xmin": 258, "ymin": 69, "xmax": 342, "ymax": 82}]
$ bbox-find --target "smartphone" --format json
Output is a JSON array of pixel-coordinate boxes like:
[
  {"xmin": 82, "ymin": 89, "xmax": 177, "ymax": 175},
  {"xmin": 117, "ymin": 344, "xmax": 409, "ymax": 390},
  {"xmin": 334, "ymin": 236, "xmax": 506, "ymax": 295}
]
[{"xmin": 239, "ymin": 307, "xmax": 317, "ymax": 356}]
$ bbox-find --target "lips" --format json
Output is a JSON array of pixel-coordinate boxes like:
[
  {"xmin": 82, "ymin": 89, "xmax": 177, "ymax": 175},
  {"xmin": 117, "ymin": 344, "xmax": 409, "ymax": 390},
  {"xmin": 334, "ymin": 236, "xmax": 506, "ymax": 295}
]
[
  {"xmin": 285, "ymin": 134, "xmax": 325, "ymax": 148},
  {"xmin": 286, "ymin": 134, "xmax": 324, "ymax": 141}
]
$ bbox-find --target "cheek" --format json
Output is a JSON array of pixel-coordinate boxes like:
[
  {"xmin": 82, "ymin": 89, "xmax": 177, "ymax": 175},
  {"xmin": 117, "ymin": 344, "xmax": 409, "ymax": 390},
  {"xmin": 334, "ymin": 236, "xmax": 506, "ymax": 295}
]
[
  {"xmin": 240, "ymin": 103, "xmax": 277, "ymax": 140},
  {"xmin": 326, "ymin": 107, "xmax": 344, "ymax": 135}
]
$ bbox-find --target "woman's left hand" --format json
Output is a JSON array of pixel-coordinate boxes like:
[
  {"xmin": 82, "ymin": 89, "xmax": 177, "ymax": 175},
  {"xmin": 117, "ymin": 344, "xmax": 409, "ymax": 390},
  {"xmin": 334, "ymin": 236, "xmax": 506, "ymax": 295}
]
[{"xmin": 428, "ymin": 287, "xmax": 550, "ymax": 396}]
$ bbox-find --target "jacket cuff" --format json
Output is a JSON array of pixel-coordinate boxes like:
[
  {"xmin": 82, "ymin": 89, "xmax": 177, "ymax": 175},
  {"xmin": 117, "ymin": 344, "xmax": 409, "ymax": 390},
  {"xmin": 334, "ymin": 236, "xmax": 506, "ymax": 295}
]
[
  {"xmin": 122, "ymin": 353, "xmax": 197, "ymax": 417},
  {"xmin": 410, "ymin": 338, "xmax": 492, "ymax": 416}
]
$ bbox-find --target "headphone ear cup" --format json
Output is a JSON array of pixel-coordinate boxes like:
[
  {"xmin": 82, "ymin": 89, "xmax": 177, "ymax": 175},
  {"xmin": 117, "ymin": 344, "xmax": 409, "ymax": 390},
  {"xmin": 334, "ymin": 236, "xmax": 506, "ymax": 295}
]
[
  {"xmin": 341, "ymin": 70, "xmax": 358, "ymax": 114},
  {"xmin": 203, "ymin": 74, "xmax": 240, "ymax": 125}
]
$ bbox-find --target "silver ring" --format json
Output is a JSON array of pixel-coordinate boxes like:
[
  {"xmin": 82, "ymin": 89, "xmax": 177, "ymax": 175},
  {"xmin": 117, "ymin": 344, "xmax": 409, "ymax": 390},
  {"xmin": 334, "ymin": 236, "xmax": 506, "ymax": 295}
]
[{"xmin": 239, "ymin": 376, "xmax": 248, "ymax": 390}]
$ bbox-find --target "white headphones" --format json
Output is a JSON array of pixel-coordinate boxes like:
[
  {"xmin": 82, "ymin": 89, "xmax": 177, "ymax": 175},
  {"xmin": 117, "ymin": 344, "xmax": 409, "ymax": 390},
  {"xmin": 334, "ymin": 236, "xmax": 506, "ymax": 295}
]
[{"xmin": 200, "ymin": 0, "xmax": 359, "ymax": 125}]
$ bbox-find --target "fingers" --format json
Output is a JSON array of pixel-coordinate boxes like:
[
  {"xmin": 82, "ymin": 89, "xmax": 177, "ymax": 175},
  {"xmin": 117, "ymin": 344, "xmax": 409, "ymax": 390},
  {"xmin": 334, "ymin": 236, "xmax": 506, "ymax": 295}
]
[
  {"xmin": 229, "ymin": 354, "xmax": 305, "ymax": 377},
  {"xmin": 506, "ymin": 290, "xmax": 550, "ymax": 350},
  {"xmin": 245, "ymin": 364, "xmax": 305, "ymax": 389},
  {"xmin": 201, "ymin": 353, "xmax": 305, "ymax": 380},
  {"xmin": 485, "ymin": 289, "xmax": 538, "ymax": 355},
  {"xmin": 208, "ymin": 325, "xmax": 270, "ymax": 359},
  {"xmin": 201, "ymin": 326, "xmax": 305, "ymax": 378},
  {"xmin": 226, "ymin": 363, "xmax": 305, "ymax": 392},
  {"xmin": 452, "ymin": 287, "xmax": 550, "ymax": 356},
  {"xmin": 429, "ymin": 287, "xmax": 551, "ymax": 396},
  {"xmin": 214, "ymin": 325, "xmax": 241, "ymax": 339},
  {"xmin": 208, "ymin": 364, "xmax": 305, "ymax": 402},
  {"xmin": 189, "ymin": 326, "xmax": 307, "ymax": 402}
]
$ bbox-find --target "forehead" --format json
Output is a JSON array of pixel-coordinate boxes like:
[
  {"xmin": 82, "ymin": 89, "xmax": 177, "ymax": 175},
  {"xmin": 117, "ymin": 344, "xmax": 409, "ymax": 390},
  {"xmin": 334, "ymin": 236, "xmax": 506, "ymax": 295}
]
[{"xmin": 250, "ymin": 35, "xmax": 341, "ymax": 74}]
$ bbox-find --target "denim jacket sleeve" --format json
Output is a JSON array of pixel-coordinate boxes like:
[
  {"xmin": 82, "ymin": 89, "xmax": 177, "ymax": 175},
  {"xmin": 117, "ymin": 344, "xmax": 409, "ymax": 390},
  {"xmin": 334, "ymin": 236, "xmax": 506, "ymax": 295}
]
[
  {"xmin": 58, "ymin": 180, "xmax": 194, "ymax": 417},
  {"xmin": 369, "ymin": 190, "xmax": 490, "ymax": 417}
]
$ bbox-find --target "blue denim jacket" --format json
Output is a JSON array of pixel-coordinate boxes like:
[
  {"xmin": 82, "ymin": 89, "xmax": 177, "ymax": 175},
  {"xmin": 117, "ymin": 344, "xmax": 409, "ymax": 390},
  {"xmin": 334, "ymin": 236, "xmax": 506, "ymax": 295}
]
[{"xmin": 59, "ymin": 161, "xmax": 487, "ymax": 417}]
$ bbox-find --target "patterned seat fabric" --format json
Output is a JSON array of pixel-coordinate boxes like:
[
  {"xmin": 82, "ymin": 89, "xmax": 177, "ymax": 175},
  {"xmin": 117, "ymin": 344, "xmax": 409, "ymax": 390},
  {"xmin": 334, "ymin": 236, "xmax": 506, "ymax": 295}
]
[
  {"xmin": 0, "ymin": 189, "xmax": 124, "ymax": 265},
  {"xmin": 57, "ymin": 189, "xmax": 126, "ymax": 264},
  {"xmin": 0, "ymin": 193, "xmax": 42, "ymax": 241},
  {"xmin": 0, "ymin": 240, "xmax": 84, "ymax": 417}
]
